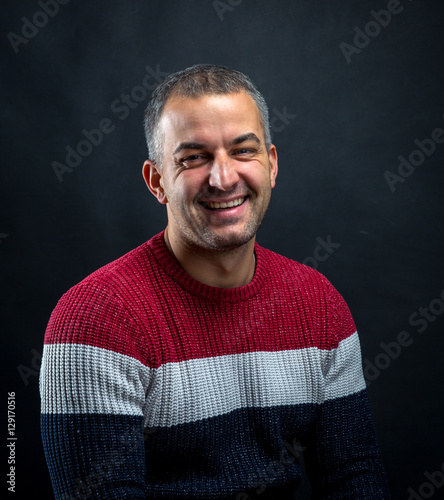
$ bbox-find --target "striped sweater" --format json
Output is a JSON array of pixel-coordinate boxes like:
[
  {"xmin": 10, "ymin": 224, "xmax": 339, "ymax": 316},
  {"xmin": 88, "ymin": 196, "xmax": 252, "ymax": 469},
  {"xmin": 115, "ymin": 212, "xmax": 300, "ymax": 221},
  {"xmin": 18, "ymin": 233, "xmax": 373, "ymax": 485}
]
[{"xmin": 40, "ymin": 231, "xmax": 390, "ymax": 499}]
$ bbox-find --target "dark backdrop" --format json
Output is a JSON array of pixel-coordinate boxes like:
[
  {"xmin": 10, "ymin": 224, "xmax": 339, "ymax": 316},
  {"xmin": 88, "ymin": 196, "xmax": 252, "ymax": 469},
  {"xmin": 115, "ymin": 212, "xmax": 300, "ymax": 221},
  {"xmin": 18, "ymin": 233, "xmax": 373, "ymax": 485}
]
[{"xmin": 2, "ymin": 1, "xmax": 444, "ymax": 498}]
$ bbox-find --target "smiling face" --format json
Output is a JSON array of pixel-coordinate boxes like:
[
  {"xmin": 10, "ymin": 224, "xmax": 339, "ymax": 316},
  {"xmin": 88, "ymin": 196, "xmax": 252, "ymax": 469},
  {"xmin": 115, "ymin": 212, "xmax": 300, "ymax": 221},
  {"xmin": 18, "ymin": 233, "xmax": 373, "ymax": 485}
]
[{"xmin": 143, "ymin": 91, "xmax": 278, "ymax": 252}]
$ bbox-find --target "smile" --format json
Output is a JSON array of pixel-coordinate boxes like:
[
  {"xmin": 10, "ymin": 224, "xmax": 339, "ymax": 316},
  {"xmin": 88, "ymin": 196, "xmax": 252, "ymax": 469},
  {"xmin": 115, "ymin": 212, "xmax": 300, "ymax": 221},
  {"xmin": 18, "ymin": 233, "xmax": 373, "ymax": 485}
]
[{"xmin": 201, "ymin": 197, "xmax": 247, "ymax": 211}]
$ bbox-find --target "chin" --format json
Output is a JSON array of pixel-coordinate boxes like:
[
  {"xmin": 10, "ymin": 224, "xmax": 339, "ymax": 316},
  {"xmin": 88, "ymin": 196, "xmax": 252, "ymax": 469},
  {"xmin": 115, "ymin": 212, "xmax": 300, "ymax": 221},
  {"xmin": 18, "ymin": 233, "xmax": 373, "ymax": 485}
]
[{"xmin": 197, "ymin": 226, "xmax": 258, "ymax": 251}]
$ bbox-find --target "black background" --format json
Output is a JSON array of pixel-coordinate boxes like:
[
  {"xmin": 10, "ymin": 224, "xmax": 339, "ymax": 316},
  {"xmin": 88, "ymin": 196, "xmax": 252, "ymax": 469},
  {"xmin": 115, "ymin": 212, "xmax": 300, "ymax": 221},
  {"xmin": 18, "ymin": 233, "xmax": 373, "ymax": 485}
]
[{"xmin": 2, "ymin": 1, "xmax": 444, "ymax": 498}]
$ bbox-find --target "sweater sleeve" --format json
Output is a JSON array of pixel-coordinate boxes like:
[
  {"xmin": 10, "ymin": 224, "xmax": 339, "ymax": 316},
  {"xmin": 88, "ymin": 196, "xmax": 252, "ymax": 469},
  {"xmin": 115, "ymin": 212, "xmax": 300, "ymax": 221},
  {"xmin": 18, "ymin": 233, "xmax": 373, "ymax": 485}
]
[
  {"xmin": 302, "ymin": 280, "xmax": 391, "ymax": 499},
  {"xmin": 40, "ymin": 280, "xmax": 149, "ymax": 499}
]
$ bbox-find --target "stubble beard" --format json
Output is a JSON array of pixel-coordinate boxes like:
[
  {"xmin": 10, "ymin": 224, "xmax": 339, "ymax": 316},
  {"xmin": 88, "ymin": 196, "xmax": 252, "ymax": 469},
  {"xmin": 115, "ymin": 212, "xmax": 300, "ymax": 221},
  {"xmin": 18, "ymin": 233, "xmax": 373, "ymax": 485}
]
[{"xmin": 167, "ymin": 188, "xmax": 272, "ymax": 253}]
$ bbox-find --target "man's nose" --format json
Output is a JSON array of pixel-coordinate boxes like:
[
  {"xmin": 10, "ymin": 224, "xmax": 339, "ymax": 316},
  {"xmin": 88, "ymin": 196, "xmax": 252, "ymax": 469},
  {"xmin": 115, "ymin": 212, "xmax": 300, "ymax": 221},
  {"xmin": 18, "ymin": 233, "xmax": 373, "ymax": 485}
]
[{"xmin": 208, "ymin": 153, "xmax": 239, "ymax": 191}]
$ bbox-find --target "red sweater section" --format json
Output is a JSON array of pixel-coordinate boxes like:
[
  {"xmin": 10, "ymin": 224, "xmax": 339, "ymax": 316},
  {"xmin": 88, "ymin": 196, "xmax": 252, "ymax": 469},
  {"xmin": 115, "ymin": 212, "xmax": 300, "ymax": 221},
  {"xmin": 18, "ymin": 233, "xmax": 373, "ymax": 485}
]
[{"xmin": 44, "ymin": 231, "xmax": 356, "ymax": 369}]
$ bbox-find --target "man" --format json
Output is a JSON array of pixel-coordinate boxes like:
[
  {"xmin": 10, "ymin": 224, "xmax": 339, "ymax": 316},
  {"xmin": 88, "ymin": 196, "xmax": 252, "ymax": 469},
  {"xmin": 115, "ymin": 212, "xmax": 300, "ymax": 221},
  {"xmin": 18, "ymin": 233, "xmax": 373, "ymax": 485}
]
[{"xmin": 40, "ymin": 64, "xmax": 390, "ymax": 499}]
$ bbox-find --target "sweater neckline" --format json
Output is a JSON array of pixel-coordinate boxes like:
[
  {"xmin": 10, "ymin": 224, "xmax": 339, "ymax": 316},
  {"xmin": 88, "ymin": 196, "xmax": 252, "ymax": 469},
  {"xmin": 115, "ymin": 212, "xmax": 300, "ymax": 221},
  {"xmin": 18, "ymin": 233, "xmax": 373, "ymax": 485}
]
[{"xmin": 147, "ymin": 231, "xmax": 267, "ymax": 302}]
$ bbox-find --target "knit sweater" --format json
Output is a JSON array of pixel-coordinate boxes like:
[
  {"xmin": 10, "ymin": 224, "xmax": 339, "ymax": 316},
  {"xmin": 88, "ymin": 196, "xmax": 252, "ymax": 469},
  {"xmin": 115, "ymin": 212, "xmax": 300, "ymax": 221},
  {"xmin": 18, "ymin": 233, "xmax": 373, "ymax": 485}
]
[{"xmin": 40, "ymin": 231, "xmax": 390, "ymax": 499}]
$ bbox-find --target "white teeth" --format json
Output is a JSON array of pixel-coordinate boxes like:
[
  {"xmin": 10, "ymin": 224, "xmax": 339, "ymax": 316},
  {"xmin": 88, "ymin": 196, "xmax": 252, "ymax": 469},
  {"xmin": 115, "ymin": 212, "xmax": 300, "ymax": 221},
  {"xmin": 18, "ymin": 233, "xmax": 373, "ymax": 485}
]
[{"xmin": 207, "ymin": 197, "xmax": 244, "ymax": 209}]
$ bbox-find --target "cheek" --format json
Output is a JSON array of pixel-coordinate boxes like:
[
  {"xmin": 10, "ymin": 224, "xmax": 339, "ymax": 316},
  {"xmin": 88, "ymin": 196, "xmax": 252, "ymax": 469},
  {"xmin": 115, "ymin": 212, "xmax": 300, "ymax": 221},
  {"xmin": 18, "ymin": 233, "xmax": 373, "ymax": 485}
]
[
  {"xmin": 244, "ymin": 166, "xmax": 272, "ymax": 190},
  {"xmin": 167, "ymin": 179, "xmax": 197, "ymax": 206},
  {"xmin": 180, "ymin": 172, "xmax": 206, "ymax": 196}
]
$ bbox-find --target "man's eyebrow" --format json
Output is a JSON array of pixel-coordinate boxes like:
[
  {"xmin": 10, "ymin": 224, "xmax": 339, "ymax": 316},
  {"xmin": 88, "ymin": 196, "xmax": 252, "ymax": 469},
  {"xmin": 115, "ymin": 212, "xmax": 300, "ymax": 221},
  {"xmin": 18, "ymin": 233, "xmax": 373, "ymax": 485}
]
[
  {"xmin": 173, "ymin": 142, "xmax": 206, "ymax": 156},
  {"xmin": 230, "ymin": 133, "xmax": 261, "ymax": 146}
]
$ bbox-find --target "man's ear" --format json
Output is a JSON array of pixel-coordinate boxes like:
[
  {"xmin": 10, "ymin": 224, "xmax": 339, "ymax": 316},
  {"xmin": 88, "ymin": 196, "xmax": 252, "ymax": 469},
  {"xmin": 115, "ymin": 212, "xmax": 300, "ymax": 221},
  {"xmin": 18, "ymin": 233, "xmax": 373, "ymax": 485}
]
[
  {"xmin": 142, "ymin": 160, "xmax": 168, "ymax": 204},
  {"xmin": 268, "ymin": 144, "xmax": 278, "ymax": 189}
]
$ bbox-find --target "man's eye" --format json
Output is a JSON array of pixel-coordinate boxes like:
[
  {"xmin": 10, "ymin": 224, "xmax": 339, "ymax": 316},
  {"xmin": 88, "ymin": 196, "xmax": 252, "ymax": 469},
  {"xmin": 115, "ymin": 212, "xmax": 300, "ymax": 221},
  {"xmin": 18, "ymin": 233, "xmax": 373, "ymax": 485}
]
[
  {"xmin": 180, "ymin": 154, "xmax": 207, "ymax": 165},
  {"xmin": 234, "ymin": 148, "xmax": 255, "ymax": 156}
]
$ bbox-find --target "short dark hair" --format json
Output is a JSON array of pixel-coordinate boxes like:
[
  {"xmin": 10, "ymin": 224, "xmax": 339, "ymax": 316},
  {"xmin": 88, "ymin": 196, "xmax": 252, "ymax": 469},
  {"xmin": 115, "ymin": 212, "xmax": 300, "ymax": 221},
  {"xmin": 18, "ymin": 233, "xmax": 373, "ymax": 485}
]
[{"xmin": 143, "ymin": 64, "xmax": 271, "ymax": 166}]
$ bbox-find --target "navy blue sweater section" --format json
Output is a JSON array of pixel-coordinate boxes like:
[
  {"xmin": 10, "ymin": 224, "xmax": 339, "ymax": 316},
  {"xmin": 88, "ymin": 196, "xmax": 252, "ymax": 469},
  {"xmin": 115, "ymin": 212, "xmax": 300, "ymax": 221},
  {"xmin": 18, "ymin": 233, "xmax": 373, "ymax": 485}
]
[{"xmin": 41, "ymin": 391, "xmax": 388, "ymax": 499}]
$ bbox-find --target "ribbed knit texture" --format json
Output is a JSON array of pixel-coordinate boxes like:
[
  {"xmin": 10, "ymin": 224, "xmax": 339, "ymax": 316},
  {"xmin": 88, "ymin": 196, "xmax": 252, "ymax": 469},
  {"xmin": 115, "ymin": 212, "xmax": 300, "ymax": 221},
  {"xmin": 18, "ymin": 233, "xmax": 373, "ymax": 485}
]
[{"xmin": 40, "ymin": 231, "xmax": 390, "ymax": 499}]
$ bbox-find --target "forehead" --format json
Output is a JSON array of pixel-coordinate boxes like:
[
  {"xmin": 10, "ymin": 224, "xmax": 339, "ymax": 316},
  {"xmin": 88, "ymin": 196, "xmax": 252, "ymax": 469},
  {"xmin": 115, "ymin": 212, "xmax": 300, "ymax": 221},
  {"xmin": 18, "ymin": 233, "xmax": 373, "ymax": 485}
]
[{"xmin": 158, "ymin": 91, "xmax": 263, "ymax": 147}]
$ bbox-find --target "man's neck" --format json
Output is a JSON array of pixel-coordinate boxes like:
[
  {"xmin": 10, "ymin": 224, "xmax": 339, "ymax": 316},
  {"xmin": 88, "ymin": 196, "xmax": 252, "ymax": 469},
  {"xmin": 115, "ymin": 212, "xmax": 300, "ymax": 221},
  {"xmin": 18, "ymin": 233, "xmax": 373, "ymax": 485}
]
[{"xmin": 163, "ymin": 227, "xmax": 256, "ymax": 289}]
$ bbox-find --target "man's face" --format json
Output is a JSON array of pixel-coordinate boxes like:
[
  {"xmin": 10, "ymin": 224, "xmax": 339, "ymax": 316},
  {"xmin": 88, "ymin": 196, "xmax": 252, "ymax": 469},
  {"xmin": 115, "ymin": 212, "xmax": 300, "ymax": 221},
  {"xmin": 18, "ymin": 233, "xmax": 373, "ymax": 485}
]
[{"xmin": 146, "ymin": 91, "xmax": 278, "ymax": 252}]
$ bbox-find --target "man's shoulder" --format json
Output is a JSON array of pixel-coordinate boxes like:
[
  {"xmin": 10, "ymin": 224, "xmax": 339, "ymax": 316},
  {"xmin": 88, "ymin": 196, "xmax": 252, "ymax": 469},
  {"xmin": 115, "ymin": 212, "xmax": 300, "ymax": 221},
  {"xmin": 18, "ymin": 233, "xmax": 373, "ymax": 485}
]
[
  {"xmin": 52, "ymin": 233, "xmax": 165, "ymax": 320},
  {"xmin": 70, "ymin": 241, "xmax": 149, "ymax": 295},
  {"xmin": 258, "ymin": 243, "xmax": 356, "ymax": 341},
  {"xmin": 257, "ymin": 243, "xmax": 332, "ymax": 290},
  {"xmin": 43, "ymin": 235, "xmax": 164, "ymax": 346}
]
